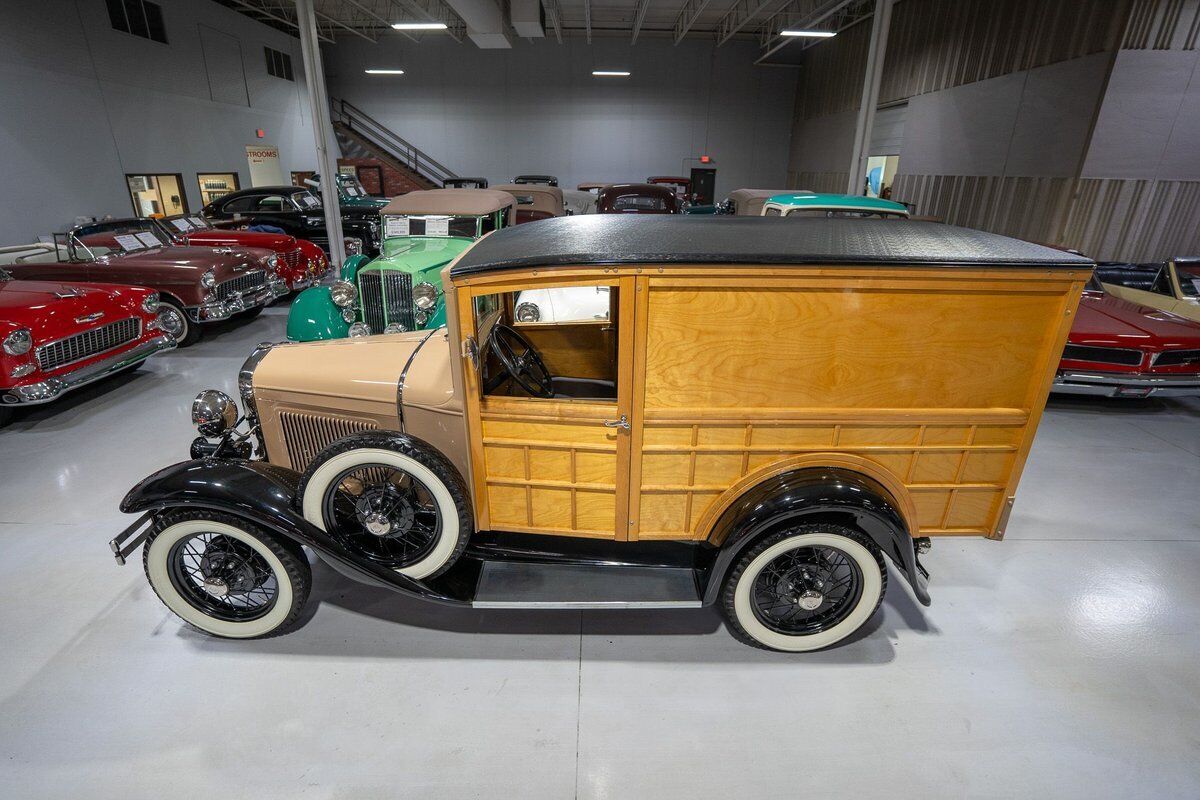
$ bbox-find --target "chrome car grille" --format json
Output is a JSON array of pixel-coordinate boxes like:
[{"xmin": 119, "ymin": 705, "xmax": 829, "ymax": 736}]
[
  {"xmin": 214, "ymin": 270, "xmax": 267, "ymax": 301},
  {"xmin": 279, "ymin": 248, "xmax": 303, "ymax": 270},
  {"xmin": 36, "ymin": 317, "xmax": 141, "ymax": 372},
  {"xmin": 1061, "ymin": 344, "xmax": 1144, "ymax": 367},
  {"xmin": 278, "ymin": 410, "xmax": 378, "ymax": 471},
  {"xmin": 1152, "ymin": 349, "xmax": 1200, "ymax": 368},
  {"xmin": 358, "ymin": 269, "xmax": 415, "ymax": 333}
]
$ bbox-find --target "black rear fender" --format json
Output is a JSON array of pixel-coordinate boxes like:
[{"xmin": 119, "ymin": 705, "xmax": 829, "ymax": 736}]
[
  {"xmin": 119, "ymin": 458, "xmax": 466, "ymax": 604},
  {"xmin": 700, "ymin": 468, "xmax": 930, "ymax": 606}
]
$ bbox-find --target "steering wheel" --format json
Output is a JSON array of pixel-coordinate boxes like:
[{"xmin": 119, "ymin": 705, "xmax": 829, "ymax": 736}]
[{"xmin": 489, "ymin": 324, "xmax": 554, "ymax": 398}]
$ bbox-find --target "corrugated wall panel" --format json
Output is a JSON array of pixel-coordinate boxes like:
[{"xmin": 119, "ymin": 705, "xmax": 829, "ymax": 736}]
[{"xmin": 1122, "ymin": 0, "xmax": 1200, "ymax": 49}]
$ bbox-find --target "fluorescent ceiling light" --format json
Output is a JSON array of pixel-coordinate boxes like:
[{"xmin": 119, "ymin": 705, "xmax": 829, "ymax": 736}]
[
  {"xmin": 592, "ymin": 70, "xmax": 631, "ymax": 77},
  {"xmin": 780, "ymin": 29, "xmax": 836, "ymax": 37},
  {"xmin": 392, "ymin": 21, "xmax": 448, "ymax": 30},
  {"xmin": 365, "ymin": 69, "xmax": 405, "ymax": 75}
]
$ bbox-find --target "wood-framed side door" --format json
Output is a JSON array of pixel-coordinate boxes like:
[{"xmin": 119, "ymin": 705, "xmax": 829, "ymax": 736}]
[{"xmin": 457, "ymin": 273, "xmax": 637, "ymax": 540}]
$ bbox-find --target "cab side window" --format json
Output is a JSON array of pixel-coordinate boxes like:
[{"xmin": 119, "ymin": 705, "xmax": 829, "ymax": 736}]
[
  {"xmin": 253, "ymin": 195, "xmax": 288, "ymax": 212},
  {"xmin": 222, "ymin": 195, "xmax": 257, "ymax": 213}
]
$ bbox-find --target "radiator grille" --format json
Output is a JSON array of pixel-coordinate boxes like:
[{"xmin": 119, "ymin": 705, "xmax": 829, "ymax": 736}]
[
  {"xmin": 36, "ymin": 317, "xmax": 140, "ymax": 371},
  {"xmin": 214, "ymin": 270, "xmax": 266, "ymax": 301},
  {"xmin": 1062, "ymin": 344, "xmax": 1144, "ymax": 367},
  {"xmin": 278, "ymin": 248, "xmax": 303, "ymax": 270},
  {"xmin": 278, "ymin": 411, "xmax": 378, "ymax": 471},
  {"xmin": 1153, "ymin": 349, "xmax": 1200, "ymax": 368},
  {"xmin": 358, "ymin": 269, "xmax": 415, "ymax": 334}
]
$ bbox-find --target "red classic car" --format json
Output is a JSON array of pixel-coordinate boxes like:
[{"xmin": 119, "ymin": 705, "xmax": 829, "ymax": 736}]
[
  {"xmin": 157, "ymin": 214, "xmax": 329, "ymax": 291},
  {"xmin": 0, "ymin": 220, "xmax": 287, "ymax": 347},
  {"xmin": 0, "ymin": 265, "xmax": 174, "ymax": 426},
  {"xmin": 596, "ymin": 183, "xmax": 682, "ymax": 214},
  {"xmin": 1053, "ymin": 278, "xmax": 1200, "ymax": 397}
]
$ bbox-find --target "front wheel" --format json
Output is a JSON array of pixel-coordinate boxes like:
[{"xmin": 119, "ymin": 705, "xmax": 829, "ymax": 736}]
[
  {"xmin": 158, "ymin": 299, "xmax": 200, "ymax": 347},
  {"xmin": 721, "ymin": 525, "xmax": 886, "ymax": 652},
  {"xmin": 143, "ymin": 509, "xmax": 311, "ymax": 638},
  {"xmin": 240, "ymin": 305, "xmax": 265, "ymax": 320}
]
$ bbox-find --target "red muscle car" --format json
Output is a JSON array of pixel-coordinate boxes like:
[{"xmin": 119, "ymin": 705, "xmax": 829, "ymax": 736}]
[
  {"xmin": 0, "ymin": 266, "xmax": 174, "ymax": 426},
  {"xmin": 1, "ymin": 220, "xmax": 287, "ymax": 347},
  {"xmin": 158, "ymin": 214, "xmax": 329, "ymax": 291},
  {"xmin": 1053, "ymin": 278, "xmax": 1200, "ymax": 398}
]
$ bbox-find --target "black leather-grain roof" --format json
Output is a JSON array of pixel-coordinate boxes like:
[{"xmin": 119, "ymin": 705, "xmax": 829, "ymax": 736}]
[{"xmin": 450, "ymin": 216, "xmax": 1093, "ymax": 277}]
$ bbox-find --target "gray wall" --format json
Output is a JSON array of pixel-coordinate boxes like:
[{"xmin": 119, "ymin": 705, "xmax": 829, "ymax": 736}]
[
  {"xmin": 324, "ymin": 37, "xmax": 797, "ymax": 198},
  {"xmin": 0, "ymin": 0, "xmax": 318, "ymax": 243}
]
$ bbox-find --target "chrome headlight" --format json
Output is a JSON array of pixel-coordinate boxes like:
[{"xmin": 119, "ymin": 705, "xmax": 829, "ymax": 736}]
[
  {"xmin": 191, "ymin": 389, "xmax": 238, "ymax": 437},
  {"xmin": 267, "ymin": 254, "xmax": 279, "ymax": 268},
  {"xmin": 330, "ymin": 280, "xmax": 357, "ymax": 308},
  {"xmin": 341, "ymin": 308, "xmax": 356, "ymax": 323},
  {"xmin": 200, "ymin": 269, "xmax": 217, "ymax": 289},
  {"xmin": 348, "ymin": 322, "xmax": 371, "ymax": 337},
  {"xmin": 516, "ymin": 302, "xmax": 541, "ymax": 323},
  {"xmin": 2, "ymin": 329, "xmax": 32, "ymax": 356},
  {"xmin": 142, "ymin": 293, "xmax": 160, "ymax": 313},
  {"xmin": 413, "ymin": 282, "xmax": 438, "ymax": 310},
  {"xmin": 344, "ymin": 237, "xmax": 363, "ymax": 256},
  {"xmin": 383, "ymin": 322, "xmax": 406, "ymax": 335}
]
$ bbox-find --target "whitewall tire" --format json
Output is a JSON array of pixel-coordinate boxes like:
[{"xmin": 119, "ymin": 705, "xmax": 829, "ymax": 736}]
[
  {"xmin": 722, "ymin": 526, "xmax": 886, "ymax": 652},
  {"xmin": 298, "ymin": 435, "xmax": 473, "ymax": 581},
  {"xmin": 143, "ymin": 510, "xmax": 310, "ymax": 639}
]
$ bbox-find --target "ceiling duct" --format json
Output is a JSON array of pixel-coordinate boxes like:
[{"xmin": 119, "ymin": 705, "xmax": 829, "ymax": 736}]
[
  {"xmin": 441, "ymin": 0, "xmax": 512, "ymax": 47},
  {"xmin": 510, "ymin": 0, "xmax": 545, "ymax": 37}
]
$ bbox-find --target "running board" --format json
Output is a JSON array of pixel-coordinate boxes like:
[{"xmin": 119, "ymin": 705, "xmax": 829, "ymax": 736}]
[{"xmin": 471, "ymin": 562, "xmax": 703, "ymax": 609}]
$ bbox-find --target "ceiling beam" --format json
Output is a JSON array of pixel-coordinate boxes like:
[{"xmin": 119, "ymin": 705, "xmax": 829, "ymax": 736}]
[
  {"xmin": 393, "ymin": 0, "xmax": 468, "ymax": 41},
  {"xmin": 717, "ymin": 0, "xmax": 783, "ymax": 45},
  {"xmin": 672, "ymin": 0, "xmax": 713, "ymax": 44},
  {"xmin": 341, "ymin": 0, "xmax": 420, "ymax": 41},
  {"xmin": 584, "ymin": 0, "xmax": 592, "ymax": 43},
  {"xmin": 542, "ymin": 0, "xmax": 563, "ymax": 43},
  {"xmin": 631, "ymin": 0, "xmax": 650, "ymax": 43},
  {"xmin": 757, "ymin": 0, "xmax": 863, "ymax": 60},
  {"xmin": 316, "ymin": 9, "xmax": 377, "ymax": 41},
  {"xmin": 225, "ymin": 0, "xmax": 336, "ymax": 43}
]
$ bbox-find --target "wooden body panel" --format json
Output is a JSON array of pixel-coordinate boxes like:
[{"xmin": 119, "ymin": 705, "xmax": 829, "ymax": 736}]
[{"xmin": 452, "ymin": 264, "xmax": 1087, "ymax": 542}]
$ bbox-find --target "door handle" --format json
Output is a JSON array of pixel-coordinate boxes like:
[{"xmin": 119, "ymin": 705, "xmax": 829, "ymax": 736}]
[{"xmin": 603, "ymin": 415, "xmax": 630, "ymax": 430}]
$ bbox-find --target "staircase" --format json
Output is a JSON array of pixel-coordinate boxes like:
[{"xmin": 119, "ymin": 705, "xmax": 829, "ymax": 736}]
[{"xmin": 330, "ymin": 98, "xmax": 458, "ymax": 192}]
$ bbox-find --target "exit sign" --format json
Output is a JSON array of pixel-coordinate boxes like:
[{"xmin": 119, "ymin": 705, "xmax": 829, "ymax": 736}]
[{"xmin": 699, "ymin": 155, "xmax": 712, "ymax": 164}]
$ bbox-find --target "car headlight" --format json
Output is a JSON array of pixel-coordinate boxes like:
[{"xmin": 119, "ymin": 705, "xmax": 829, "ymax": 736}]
[
  {"xmin": 413, "ymin": 282, "xmax": 438, "ymax": 310},
  {"xmin": 516, "ymin": 302, "xmax": 541, "ymax": 323},
  {"xmin": 348, "ymin": 322, "xmax": 371, "ymax": 337},
  {"xmin": 2, "ymin": 329, "xmax": 32, "ymax": 356},
  {"xmin": 191, "ymin": 389, "xmax": 238, "ymax": 437},
  {"xmin": 330, "ymin": 280, "xmax": 357, "ymax": 308},
  {"xmin": 142, "ymin": 293, "xmax": 160, "ymax": 313},
  {"xmin": 383, "ymin": 322, "xmax": 406, "ymax": 334},
  {"xmin": 344, "ymin": 237, "xmax": 363, "ymax": 256},
  {"xmin": 200, "ymin": 269, "xmax": 217, "ymax": 288},
  {"xmin": 267, "ymin": 254, "xmax": 279, "ymax": 268},
  {"xmin": 341, "ymin": 308, "xmax": 356, "ymax": 323}
]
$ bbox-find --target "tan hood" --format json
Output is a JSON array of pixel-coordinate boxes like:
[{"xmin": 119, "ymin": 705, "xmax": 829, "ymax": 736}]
[{"xmin": 254, "ymin": 333, "xmax": 426, "ymax": 405}]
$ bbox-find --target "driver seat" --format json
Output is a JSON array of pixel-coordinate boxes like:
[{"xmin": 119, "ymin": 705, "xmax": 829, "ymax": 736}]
[{"xmin": 550, "ymin": 377, "xmax": 617, "ymax": 400}]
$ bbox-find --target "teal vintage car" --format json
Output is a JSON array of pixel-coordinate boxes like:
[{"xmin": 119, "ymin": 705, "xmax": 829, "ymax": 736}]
[
  {"xmin": 286, "ymin": 188, "xmax": 516, "ymax": 341},
  {"xmin": 761, "ymin": 192, "xmax": 910, "ymax": 218}
]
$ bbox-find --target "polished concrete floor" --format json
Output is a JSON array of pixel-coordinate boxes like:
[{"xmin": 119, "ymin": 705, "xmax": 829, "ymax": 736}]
[{"xmin": 1, "ymin": 302, "xmax": 1198, "ymax": 798}]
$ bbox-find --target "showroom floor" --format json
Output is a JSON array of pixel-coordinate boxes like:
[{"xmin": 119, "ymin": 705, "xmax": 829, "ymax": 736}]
[{"xmin": 1, "ymin": 301, "xmax": 1197, "ymax": 799}]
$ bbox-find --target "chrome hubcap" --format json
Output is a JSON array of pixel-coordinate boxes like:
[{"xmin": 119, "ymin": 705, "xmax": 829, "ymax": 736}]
[
  {"xmin": 159, "ymin": 308, "xmax": 184, "ymax": 337},
  {"xmin": 796, "ymin": 590, "xmax": 824, "ymax": 611},
  {"xmin": 201, "ymin": 577, "xmax": 230, "ymax": 598}
]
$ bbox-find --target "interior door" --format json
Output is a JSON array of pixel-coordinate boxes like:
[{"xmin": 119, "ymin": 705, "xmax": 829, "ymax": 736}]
[{"xmin": 459, "ymin": 275, "xmax": 636, "ymax": 540}]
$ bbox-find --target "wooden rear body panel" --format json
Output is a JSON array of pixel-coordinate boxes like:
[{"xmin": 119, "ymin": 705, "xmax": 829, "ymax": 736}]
[{"xmin": 453, "ymin": 264, "xmax": 1087, "ymax": 542}]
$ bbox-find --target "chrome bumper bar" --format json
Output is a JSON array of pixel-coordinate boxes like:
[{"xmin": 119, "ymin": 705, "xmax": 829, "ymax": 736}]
[
  {"xmin": 2, "ymin": 334, "xmax": 176, "ymax": 406},
  {"xmin": 1052, "ymin": 370, "xmax": 1200, "ymax": 398},
  {"xmin": 191, "ymin": 280, "xmax": 288, "ymax": 322}
]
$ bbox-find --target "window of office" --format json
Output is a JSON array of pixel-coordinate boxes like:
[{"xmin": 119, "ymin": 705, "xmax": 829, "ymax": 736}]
[
  {"xmin": 106, "ymin": 0, "xmax": 168, "ymax": 44},
  {"xmin": 265, "ymin": 47, "xmax": 294, "ymax": 81}
]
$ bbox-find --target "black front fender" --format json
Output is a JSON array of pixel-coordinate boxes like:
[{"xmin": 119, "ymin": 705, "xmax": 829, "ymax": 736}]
[
  {"xmin": 119, "ymin": 458, "xmax": 468, "ymax": 605},
  {"xmin": 700, "ymin": 468, "xmax": 931, "ymax": 606}
]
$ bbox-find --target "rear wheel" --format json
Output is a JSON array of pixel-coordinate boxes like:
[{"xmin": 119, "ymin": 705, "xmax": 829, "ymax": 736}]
[
  {"xmin": 158, "ymin": 299, "xmax": 200, "ymax": 347},
  {"xmin": 721, "ymin": 524, "xmax": 886, "ymax": 652},
  {"xmin": 143, "ymin": 509, "xmax": 310, "ymax": 639}
]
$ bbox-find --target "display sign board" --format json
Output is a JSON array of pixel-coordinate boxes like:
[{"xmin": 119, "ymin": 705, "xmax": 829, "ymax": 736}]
[
  {"xmin": 114, "ymin": 234, "xmax": 144, "ymax": 251},
  {"xmin": 425, "ymin": 216, "xmax": 450, "ymax": 236},
  {"xmin": 246, "ymin": 145, "xmax": 284, "ymax": 187},
  {"xmin": 384, "ymin": 216, "xmax": 409, "ymax": 238},
  {"xmin": 134, "ymin": 232, "xmax": 163, "ymax": 248}
]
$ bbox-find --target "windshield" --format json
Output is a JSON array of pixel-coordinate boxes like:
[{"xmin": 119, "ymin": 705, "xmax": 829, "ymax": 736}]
[
  {"xmin": 338, "ymin": 175, "xmax": 367, "ymax": 197},
  {"xmin": 294, "ymin": 191, "xmax": 321, "ymax": 210},
  {"xmin": 613, "ymin": 195, "xmax": 669, "ymax": 212},
  {"xmin": 1177, "ymin": 264, "xmax": 1200, "ymax": 298},
  {"xmin": 383, "ymin": 214, "xmax": 483, "ymax": 238},
  {"xmin": 74, "ymin": 220, "xmax": 168, "ymax": 256}
]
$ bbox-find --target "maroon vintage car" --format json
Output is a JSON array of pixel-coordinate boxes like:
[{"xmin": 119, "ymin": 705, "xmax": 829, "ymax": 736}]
[
  {"xmin": 647, "ymin": 176, "xmax": 695, "ymax": 204},
  {"xmin": 1053, "ymin": 278, "xmax": 1200, "ymax": 398},
  {"xmin": 2, "ymin": 220, "xmax": 287, "ymax": 347},
  {"xmin": 157, "ymin": 214, "xmax": 329, "ymax": 291},
  {"xmin": 0, "ymin": 266, "xmax": 174, "ymax": 426},
  {"xmin": 596, "ymin": 183, "xmax": 682, "ymax": 214}
]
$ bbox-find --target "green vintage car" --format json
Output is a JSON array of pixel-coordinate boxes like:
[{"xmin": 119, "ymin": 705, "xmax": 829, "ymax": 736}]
[
  {"xmin": 286, "ymin": 188, "xmax": 516, "ymax": 341},
  {"xmin": 761, "ymin": 192, "xmax": 910, "ymax": 218}
]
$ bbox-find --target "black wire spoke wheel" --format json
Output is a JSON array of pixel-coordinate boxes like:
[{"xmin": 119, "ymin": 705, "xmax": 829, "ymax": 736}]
[
  {"xmin": 750, "ymin": 545, "xmax": 864, "ymax": 636},
  {"xmin": 321, "ymin": 463, "xmax": 442, "ymax": 568},
  {"xmin": 167, "ymin": 532, "xmax": 279, "ymax": 622},
  {"xmin": 489, "ymin": 324, "xmax": 553, "ymax": 397}
]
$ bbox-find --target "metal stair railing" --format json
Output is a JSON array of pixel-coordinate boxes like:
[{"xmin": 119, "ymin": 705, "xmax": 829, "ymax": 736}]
[{"xmin": 330, "ymin": 97, "xmax": 457, "ymax": 186}]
